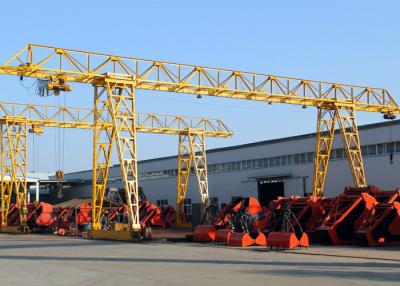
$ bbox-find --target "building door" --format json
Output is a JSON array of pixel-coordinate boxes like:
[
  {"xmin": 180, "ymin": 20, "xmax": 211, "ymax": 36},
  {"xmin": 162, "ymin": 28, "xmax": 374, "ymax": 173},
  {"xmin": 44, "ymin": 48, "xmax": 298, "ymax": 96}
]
[{"xmin": 257, "ymin": 179, "xmax": 284, "ymax": 206}]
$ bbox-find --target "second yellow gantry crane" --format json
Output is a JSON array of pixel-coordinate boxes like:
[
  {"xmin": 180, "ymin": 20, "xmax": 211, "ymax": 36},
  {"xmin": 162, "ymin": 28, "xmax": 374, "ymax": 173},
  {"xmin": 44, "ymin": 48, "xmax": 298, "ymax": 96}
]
[{"xmin": 0, "ymin": 101, "xmax": 232, "ymax": 233}]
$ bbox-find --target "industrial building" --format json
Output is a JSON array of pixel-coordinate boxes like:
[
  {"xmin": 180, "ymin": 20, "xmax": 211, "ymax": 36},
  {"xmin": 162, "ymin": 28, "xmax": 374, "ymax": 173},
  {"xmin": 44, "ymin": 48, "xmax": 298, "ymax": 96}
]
[{"xmin": 57, "ymin": 119, "xmax": 400, "ymax": 217}]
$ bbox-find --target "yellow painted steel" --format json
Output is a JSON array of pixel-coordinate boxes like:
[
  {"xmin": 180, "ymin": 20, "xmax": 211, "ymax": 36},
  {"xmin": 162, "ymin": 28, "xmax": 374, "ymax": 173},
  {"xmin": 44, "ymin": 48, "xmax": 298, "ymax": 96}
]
[
  {"xmin": 88, "ymin": 229, "xmax": 139, "ymax": 241},
  {"xmin": 0, "ymin": 102, "xmax": 233, "ymax": 137},
  {"xmin": 1, "ymin": 44, "xmax": 399, "ymax": 114},
  {"xmin": 0, "ymin": 101, "xmax": 232, "ymax": 228},
  {"xmin": 176, "ymin": 130, "xmax": 209, "ymax": 225},
  {"xmin": 0, "ymin": 119, "xmax": 28, "ymax": 227},
  {"xmin": 312, "ymin": 104, "xmax": 366, "ymax": 196},
  {"xmin": 0, "ymin": 44, "xmax": 397, "ymax": 203}
]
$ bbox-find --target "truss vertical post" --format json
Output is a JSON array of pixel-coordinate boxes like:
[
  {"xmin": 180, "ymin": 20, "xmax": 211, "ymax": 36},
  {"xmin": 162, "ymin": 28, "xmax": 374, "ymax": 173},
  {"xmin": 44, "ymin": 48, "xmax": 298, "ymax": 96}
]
[
  {"xmin": 1, "ymin": 119, "xmax": 28, "ymax": 227},
  {"xmin": 335, "ymin": 105, "xmax": 366, "ymax": 188},
  {"xmin": 92, "ymin": 86, "xmax": 115, "ymax": 230},
  {"xmin": 176, "ymin": 130, "xmax": 209, "ymax": 225},
  {"xmin": 312, "ymin": 108, "xmax": 336, "ymax": 197}
]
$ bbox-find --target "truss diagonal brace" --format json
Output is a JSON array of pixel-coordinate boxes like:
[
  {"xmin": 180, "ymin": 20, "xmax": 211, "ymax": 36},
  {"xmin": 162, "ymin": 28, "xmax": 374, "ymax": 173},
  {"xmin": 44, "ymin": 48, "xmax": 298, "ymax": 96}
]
[{"xmin": 312, "ymin": 105, "xmax": 366, "ymax": 197}]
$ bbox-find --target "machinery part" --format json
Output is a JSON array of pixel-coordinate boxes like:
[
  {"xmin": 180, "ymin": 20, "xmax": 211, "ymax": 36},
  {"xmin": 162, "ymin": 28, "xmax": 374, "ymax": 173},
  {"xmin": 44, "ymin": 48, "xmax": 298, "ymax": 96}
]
[
  {"xmin": 46, "ymin": 76, "xmax": 72, "ymax": 95},
  {"xmin": 55, "ymin": 170, "xmax": 64, "ymax": 199},
  {"xmin": 267, "ymin": 232, "xmax": 300, "ymax": 249},
  {"xmin": 356, "ymin": 202, "xmax": 400, "ymax": 246},
  {"xmin": 76, "ymin": 203, "xmax": 91, "ymax": 226},
  {"xmin": 228, "ymin": 232, "xmax": 254, "ymax": 247},
  {"xmin": 26, "ymin": 202, "xmax": 55, "ymax": 232},
  {"xmin": 193, "ymin": 225, "xmax": 216, "ymax": 242},
  {"xmin": 355, "ymin": 187, "xmax": 400, "ymax": 246},
  {"xmin": 161, "ymin": 205, "xmax": 176, "ymax": 227},
  {"xmin": 316, "ymin": 186, "xmax": 378, "ymax": 245},
  {"xmin": 139, "ymin": 199, "xmax": 166, "ymax": 228},
  {"xmin": 28, "ymin": 124, "xmax": 43, "ymax": 135},
  {"xmin": 253, "ymin": 232, "xmax": 267, "ymax": 246},
  {"xmin": 215, "ymin": 228, "xmax": 233, "ymax": 244},
  {"xmin": 141, "ymin": 226, "xmax": 152, "ymax": 240}
]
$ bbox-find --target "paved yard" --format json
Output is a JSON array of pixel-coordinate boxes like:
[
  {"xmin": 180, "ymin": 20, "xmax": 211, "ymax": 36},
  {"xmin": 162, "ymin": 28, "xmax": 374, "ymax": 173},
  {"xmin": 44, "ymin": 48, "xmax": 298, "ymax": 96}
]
[{"xmin": 0, "ymin": 234, "xmax": 398, "ymax": 286}]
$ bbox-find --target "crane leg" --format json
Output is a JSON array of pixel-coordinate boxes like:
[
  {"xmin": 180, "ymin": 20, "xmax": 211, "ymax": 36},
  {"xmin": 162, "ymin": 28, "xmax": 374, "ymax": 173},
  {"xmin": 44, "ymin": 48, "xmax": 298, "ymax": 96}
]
[
  {"xmin": 189, "ymin": 131, "xmax": 210, "ymax": 221},
  {"xmin": 335, "ymin": 105, "xmax": 366, "ymax": 187},
  {"xmin": 92, "ymin": 86, "xmax": 116, "ymax": 230},
  {"xmin": 312, "ymin": 108, "xmax": 336, "ymax": 197},
  {"xmin": 176, "ymin": 130, "xmax": 209, "ymax": 226},
  {"xmin": 105, "ymin": 78, "xmax": 140, "ymax": 231},
  {"xmin": 176, "ymin": 132, "xmax": 193, "ymax": 225},
  {"xmin": 1, "ymin": 120, "xmax": 28, "ymax": 228}
]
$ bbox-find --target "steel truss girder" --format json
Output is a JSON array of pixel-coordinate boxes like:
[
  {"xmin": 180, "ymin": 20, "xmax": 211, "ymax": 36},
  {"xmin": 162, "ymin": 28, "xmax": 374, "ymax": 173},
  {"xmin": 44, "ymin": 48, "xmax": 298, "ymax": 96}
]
[
  {"xmin": 1, "ymin": 120, "xmax": 28, "ymax": 226},
  {"xmin": 0, "ymin": 102, "xmax": 233, "ymax": 137},
  {"xmin": 1, "ymin": 44, "xmax": 399, "ymax": 114},
  {"xmin": 92, "ymin": 78, "xmax": 140, "ymax": 231},
  {"xmin": 176, "ymin": 130, "xmax": 209, "ymax": 224},
  {"xmin": 312, "ymin": 105, "xmax": 366, "ymax": 196}
]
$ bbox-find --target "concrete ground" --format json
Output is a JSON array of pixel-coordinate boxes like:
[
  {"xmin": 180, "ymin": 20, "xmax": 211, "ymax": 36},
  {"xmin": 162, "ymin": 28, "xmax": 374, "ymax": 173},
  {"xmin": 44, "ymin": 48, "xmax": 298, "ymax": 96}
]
[{"xmin": 0, "ymin": 234, "xmax": 399, "ymax": 286}]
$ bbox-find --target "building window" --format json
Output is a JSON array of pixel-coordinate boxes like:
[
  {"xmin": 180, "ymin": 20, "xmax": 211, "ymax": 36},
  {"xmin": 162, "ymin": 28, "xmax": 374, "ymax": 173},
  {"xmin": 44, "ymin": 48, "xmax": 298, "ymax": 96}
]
[
  {"xmin": 281, "ymin": 156, "xmax": 287, "ymax": 165},
  {"xmin": 269, "ymin": 157, "xmax": 275, "ymax": 167},
  {"xmin": 387, "ymin": 142, "xmax": 395, "ymax": 154},
  {"xmin": 209, "ymin": 197, "xmax": 218, "ymax": 206},
  {"xmin": 274, "ymin": 157, "xmax": 281, "ymax": 166},
  {"xmin": 184, "ymin": 198, "xmax": 192, "ymax": 216},
  {"xmin": 287, "ymin": 155, "xmax": 293, "ymax": 164},
  {"xmin": 263, "ymin": 158, "xmax": 269, "ymax": 168},
  {"xmin": 208, "ymin": 164, "xmax": 216, "ymax": 173},
  {"xmin": 234, "ymin": 161, "xmax": 241, "ymax": 170},
  {"xmin": 361, "ymin": 146, "xmax": 368, "ymax": 156},
  {"xmin": 242, "ymin": 160, "xmax": 251, "ymax": 169},
  {"xmin": 396, "ymin": 142, "xmax": 400, "ymax": 153},
  {"xmin": 255, "ymin": 159, "xmax": 263, "ymax": 168},
  {"xmin": 157, "ymin": 199, "xmax": 168, "ymax": 207},
  {"xmin": 368, "ymin": 145, "xmax": 376, "ymax": 156},
  {"xmin": 293, "ymin": 154, "xmax": 300, "ymax": 164},
  {"xmin": 329, "ymin": 150, "xmax": 335, "ymax": 160},
  {"xmin": 377, "ymin": 143, "xmax": 385, "ymax": 155},
  {"xmin": 307, "ymin": 152, "xmax": 314, "ymax": 163},
  {"xmin": 300, "ymin": 153, "xmax": 307, "ymax": 163},
  {"xmin": 336, "ymin": 149, "xmax": 344, "ymax": 159}
]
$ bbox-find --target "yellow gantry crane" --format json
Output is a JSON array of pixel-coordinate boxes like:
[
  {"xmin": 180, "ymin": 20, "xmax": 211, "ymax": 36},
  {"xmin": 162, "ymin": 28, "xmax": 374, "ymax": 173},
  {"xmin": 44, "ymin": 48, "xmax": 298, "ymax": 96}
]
[
  {"xmin": 0, "ymin": 101, "xmax": 232, "ymax": 232},
  {"xmin": 0, "ymin": 43, "xmax": 399, "ymax": 233}
]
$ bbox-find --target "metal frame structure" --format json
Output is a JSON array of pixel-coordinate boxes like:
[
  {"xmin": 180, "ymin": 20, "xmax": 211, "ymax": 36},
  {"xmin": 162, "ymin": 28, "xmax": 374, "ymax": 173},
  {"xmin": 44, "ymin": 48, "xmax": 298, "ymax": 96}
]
[
  {"xmin": 0, "ymin": 43, "xmax": 399, "ymax": 221},
  {"xmin": 176, "ymin": 130, "xmax": 209, "ymax": 224},
  {"xmin": 0, "ymin": 101, "xmax": 232, "ymax": 230},
  {"xmin": 313, "ymin": 104, "xmax": 366, "ymax": 196},
  {"xmin": 0, "ymin": 119, "xmax": 28, "ymax": 229}
]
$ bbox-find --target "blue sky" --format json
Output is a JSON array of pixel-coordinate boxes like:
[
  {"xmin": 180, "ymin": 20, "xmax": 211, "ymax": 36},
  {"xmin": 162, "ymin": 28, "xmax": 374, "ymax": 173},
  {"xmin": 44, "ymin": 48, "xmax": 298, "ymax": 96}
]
[{"xmin": 0, "ymin": 0, "xmax": 399, "ymax": 173}]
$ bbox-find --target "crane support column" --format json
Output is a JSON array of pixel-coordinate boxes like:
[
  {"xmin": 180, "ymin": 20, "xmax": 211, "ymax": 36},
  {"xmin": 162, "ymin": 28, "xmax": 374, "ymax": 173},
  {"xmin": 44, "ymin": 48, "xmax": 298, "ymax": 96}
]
[
  {"xmin": 1, "ymin": 119, "xmax": 28, "ymax": 229},
  {"xmin": 312, "ymin": 109, "xmax": 337, "ymax": 197},
  {"xmin": 312, "ymin": 105, "xmax": 366, "ymax": 196},
  {"xmin": 176, "ymin": 130, "xmax": 209, "ymax": 225},
  {"xmin": 336, "ymin": 105, "xmax": 366, "ymax": 188},
  {"xmin": 92, "ymin": 86, "xmax": 116, "ymax": 230},
  {"xmin": 105, "ymin": 78, "xmax": 140, "ymax": 231}
]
